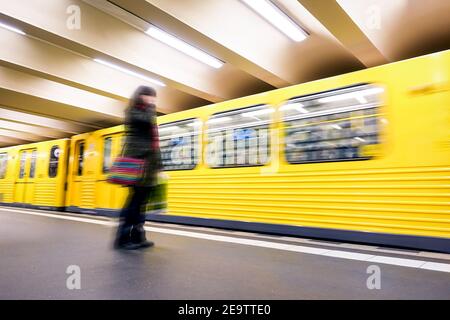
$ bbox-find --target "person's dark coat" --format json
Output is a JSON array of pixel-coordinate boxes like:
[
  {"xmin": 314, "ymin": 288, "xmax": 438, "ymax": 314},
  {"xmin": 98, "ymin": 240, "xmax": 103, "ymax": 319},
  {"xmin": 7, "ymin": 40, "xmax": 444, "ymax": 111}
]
[{"xmin": 122, "ymin": 104, "xmax": 162, "ymax": 187}]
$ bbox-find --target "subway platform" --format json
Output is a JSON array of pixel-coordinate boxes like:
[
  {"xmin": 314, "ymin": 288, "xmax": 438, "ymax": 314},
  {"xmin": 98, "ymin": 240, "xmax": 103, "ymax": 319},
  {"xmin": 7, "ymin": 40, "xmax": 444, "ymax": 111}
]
[{"xmin": 1, "ymin": 206, "xmax": 449, "ymax": 300}]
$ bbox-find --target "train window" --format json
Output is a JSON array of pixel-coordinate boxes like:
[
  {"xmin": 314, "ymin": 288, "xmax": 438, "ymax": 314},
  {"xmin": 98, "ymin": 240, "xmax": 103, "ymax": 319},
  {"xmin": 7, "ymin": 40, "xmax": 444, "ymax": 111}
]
[
  {"xmin": 49, "ymin": 146, "xmax": 60, "ymax": 178},
  {"xmin": 206, "ymin": 104, "xmax": 272, "ymax": 168},
  {"xmin": 282, "ymin": 84, "xmax": 383, "ymax": 164},
  {"xmin": 0, "ymin": 153, "xmax": 7, "ymax": 179},
  {"xmin": 19, "ymin": 152, "xmax": 26, "ymax": 178},
  {"xmin": 159, "ymin": 119, "xmax": 201, "ymax": 171},
  {"xmin": 77, "ymin": 142, "xmax": 84, "ymax": 176},
  {"xmin": 102, "ymin": 137, "xmax": 112, "ymax": 173},
  {"xmin": 29, "ymin": 150, "xmax": 37, "ymax": 179}
]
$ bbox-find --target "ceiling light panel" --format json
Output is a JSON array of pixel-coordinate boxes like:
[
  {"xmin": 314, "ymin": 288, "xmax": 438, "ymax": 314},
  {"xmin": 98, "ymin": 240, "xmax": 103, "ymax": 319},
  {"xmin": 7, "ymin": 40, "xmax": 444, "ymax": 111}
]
[
  {"xmin": 94, "ymin": 58, "xmax": 166, "ymax": 87},
  {"xmin": 242, "ymin": 0, "xmax": 308, "ymax": 42},
  {"xmin": 146, "ymin": 25, "xmax": 224, "ymax": 69},
  {"xmin": 0, "ymin": 21, "xmax": 26, "ymax": 35}
]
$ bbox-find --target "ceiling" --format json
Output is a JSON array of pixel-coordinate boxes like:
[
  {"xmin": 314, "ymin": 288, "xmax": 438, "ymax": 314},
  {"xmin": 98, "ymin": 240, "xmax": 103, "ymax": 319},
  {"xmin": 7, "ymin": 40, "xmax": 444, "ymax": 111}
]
[{"xmin": 0, "ymin": 0, "xmax": 449, "ymax": 147}]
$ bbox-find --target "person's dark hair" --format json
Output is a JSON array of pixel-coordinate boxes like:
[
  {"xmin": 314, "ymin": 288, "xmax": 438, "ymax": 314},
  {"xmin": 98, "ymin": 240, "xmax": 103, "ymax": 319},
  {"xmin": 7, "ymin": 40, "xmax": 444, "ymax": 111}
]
[{"xmin": 129, "ymin": 85, "xmax": 157, "ymax": 109}]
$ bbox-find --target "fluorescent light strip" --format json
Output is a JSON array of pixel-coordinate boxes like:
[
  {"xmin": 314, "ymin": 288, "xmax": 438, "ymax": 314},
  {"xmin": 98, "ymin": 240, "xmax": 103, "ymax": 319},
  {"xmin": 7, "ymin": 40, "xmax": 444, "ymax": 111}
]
[
  {"xmin": 318, "ymin": 88, "xmax": 384, "ymax": 104},
  {"xmin": 93, "ymin": 58, "xmax": 165, "ymax": 87},
  {"xmin": 0, "ymin": 21, "xmax": 26, "ymax": 35},
  {"xmin": 242, "ymin": 0, "xmax": 307, "ymax": 42},
  {"xmin": 241, "ymin": 108, "xmax": 274, "ymax": 117},
  {"xmin": 281, "ymin": 102, "xmax": 309, "ymax": 113},
  {"xmin": 146, "ymin": 26, "xmax": 223, "ymax": 69},
  {"xmin": 284, "ymin": 103, "xmax": 376, "ymax": 122},
  {"xmin": 208, "ymin": 117, "xmax": 232, "ymax": 124},
  {"xmin": 207, "ymin": 120, "xmax": 270, "ymax": 134},
  {"xmin": 158, "ymin": 125, "xmax": 180, "ymax": 132},
  {"xmin": 187, "ymin": 121, "xmax": 202, "ymax": 127}
]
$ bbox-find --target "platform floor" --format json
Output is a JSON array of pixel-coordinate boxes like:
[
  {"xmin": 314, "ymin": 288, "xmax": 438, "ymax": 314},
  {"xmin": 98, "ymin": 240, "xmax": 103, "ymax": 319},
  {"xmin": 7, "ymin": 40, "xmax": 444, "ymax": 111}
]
[{"xmin": 0, "ymin": 206, "xmax": 449, "ymax": 299}]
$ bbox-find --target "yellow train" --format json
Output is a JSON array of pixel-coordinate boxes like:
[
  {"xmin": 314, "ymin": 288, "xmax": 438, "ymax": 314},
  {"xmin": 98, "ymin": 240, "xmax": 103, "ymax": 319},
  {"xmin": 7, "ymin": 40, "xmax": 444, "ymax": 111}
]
[
  {"xmin": 1, "ymin": 50, "xmax": 449, "ymax": 252},
  {"xmin": 0, "ymin": 139, "xmax": 69, "ymax": 210}
]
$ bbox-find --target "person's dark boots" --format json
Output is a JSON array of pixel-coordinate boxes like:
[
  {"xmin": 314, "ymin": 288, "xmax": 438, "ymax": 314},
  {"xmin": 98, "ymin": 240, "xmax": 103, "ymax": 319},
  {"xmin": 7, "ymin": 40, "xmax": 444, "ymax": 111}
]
[
  {"xmin": 130, "ymin": 225, "xmax": 154, "ymax": 249},
  {"xmin": 114, "ymin": 224, "xmax": 133, "ymax": 249}
]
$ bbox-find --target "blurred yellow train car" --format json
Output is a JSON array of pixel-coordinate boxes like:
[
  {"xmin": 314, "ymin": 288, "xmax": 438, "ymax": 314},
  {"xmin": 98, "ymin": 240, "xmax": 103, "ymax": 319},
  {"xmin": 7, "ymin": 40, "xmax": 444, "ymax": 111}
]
[
  {"xmin": 65, "ymin": 126, "xmax": 166, "ymax": 215},
  {"xmin": 149, "ymin": 50, "xmax": 450, "ymax": 252},
  {"xmin": 65, "ymin": 126, "xmax": 128, "ymax": 215},
  {"xmin": 1, "ymin": 50, "xmax": 449, "ymax": 252},
  {"xmin": 0, "ymin": 145, "xmax": 18, "ymax": 205},
  {"xmin": 0, "ymin": 139, "xmax": 69, "ymax": 210}
]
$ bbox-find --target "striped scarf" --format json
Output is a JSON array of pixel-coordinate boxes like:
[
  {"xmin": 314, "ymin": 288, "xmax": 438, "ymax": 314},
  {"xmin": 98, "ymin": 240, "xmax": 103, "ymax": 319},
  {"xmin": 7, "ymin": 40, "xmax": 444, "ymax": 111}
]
[
  {"xmin": 136, "ymin": 103, "xmax": 159, "ymax": 151},
  {"xmin": 151, "ymin": 121, "xmax": 160, "ymax": 151}
]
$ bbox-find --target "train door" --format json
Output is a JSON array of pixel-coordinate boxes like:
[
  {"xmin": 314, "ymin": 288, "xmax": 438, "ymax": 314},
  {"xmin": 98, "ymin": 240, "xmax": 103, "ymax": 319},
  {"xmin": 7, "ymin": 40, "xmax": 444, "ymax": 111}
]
[
  {"xmin": 67, "ymin": 140, "xmax": 80, "ymax": 209},
  {"xmin": 97, "ymin": 133, "xmax": 127, "ymax": 212},
  {"xmin": 71, "ymin": 139, "xmax": 94, "ymax": 211},
  {"xmin": 42, "ymin": 142, "xmax": 69, "ymax": 209},
  {"xmin": 14, "ymin": 148, "xmax": 37, "ymax": 205}
]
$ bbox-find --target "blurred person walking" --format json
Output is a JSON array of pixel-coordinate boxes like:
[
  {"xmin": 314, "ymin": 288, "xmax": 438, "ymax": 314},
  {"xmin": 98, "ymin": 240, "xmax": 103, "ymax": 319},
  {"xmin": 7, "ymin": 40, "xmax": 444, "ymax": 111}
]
[{"xmin": 114, "ymin": 85, "xmax": 162, "ymax": 250}]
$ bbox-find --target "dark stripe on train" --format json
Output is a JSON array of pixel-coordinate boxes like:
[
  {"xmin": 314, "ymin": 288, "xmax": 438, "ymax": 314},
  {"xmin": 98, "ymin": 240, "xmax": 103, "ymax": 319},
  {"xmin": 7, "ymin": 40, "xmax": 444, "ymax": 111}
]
[
  {"xmin": 0, "ymin": 202, "xmax": 64, "ymax": 211},
  {"xmin": 2, "ymin": 202, "xmax": 449, "ymax": 254},
  {"xmin": 145, "ymin": 213, "xmax": 450, "ymax": 254}
]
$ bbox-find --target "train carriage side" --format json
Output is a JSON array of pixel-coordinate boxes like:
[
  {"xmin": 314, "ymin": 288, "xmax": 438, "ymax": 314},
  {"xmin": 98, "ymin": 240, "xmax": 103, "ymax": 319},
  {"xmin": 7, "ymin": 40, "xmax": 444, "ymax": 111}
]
[
  {"xmin": 0, "ymin": 139, "xmax": 69, "ymax": 210},
  {"xmin": 33, "ymin": 139, "xmax": 69, "ymax": 210},
  {"xmin": 271, "ymin": 50, "xmax": 450, "ymax": 249},
  {"xmin": 66, "ymin": 124, "xmax": 168, "ymax": 215},
  {"xmin": 66, "ymin": 125, "xmax": 130, "ymax": 215},
  {"xmin": 92, "ymin": 126, "xmax": 129, "ymax": 215},
  {"xmin": 66, "ymin": 131, "xmax": 93, "ymax": 213},
  {"xmin": 150, "ymin": 50, "xmax": 450, "ymax": 252},
  {"xmin": 0, "ymin": 146, "xmax": 18, "ymax": 206}
]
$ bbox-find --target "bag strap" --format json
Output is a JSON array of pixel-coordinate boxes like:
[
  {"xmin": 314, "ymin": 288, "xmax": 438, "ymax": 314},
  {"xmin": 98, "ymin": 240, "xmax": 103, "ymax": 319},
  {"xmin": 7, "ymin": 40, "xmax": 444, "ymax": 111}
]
[{"xmin": 118, "ymin": 134, "xmax": 127, "ymax": 158}]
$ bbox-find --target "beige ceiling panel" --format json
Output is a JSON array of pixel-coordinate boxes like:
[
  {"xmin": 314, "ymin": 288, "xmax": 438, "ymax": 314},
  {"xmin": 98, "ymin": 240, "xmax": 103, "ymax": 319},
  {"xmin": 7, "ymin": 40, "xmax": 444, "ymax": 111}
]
[
  {"xmin": 89, "ymin": 0, "xmax": 274, "ymax": 98},
  {"xmin": 0, "ymin": 107, "xmax": 91, "ymax": 135},
  {"xmin": 0, "ymin": 119, "xmax": 66, "ymax": 139},
  {"xmin": 0, "ymin": 0, "xmax": 262, "ymax": 102},
  {"xmin": 0, "ymin": 128, "xmax": 42, "ymax": 142},
  {"xmin": 0, "ymin": 65, "xmax": 125, "ymax": 127},
  {"xmin": 142, "ymin": 0, "xmax": 364, "ymax": 85},
  {"xmin": 0, "ymin": 135, "xmax": 27, "ymax": 146},
  {"xmin": 0, "ymin": 88, "xmax": 117, "ymax": 131},
  {"xmin": 144, "ymin": 0, "xmax": 298, "ymax": 85},
  {"xmin": 0, "ymin": 27, "xmax": 208, "ymax": 113},
  {"xmin": 108, "ymin": 0, "xmax": 289, "ymax": 88},
  {"xmin": 274, "ymin": 0, "xmax": 366, "ymax": 80},
  {"xmin": 336, "ymin": 0, "xmax": 450, "ymax": 61},
  {"xmin": 298, "ymin": 0, "xmax": 387, "ymax": 67}
]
